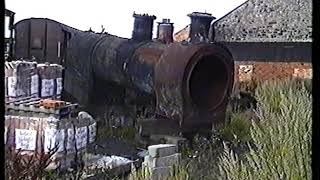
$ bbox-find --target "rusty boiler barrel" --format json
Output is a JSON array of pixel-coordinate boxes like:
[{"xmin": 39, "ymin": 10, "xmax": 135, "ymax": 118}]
[
  {"xmin": 66, "ymin": 28, "xmax": 234, "ymax": 132},
  {"xmin": 14, "ymin": 18, "xmax": 234, "ymax": 133}
]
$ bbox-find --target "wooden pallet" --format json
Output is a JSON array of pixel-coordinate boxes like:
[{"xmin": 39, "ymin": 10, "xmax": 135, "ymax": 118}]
[{"xmin": 5, "ymin": 96, "xmax": 78, "ymax": 117}]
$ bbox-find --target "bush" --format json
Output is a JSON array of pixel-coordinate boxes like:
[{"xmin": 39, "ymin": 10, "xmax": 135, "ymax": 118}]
[
  {"xmin": 219, "ymin": 111, "xmax": 252, "ymax": 146},
  {"xmin": 218, "ymin": 80, "xmax": 312, "ymax": 180},
  {"xmin": 5, "ymin": 144, "xmax": 59, "ymax": 179}
]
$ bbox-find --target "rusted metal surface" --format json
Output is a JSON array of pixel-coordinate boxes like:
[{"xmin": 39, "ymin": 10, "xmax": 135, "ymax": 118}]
[
  {"xmin": 63, "ymin": 27, "xmax": 234, "ymax": 131},
  {"xmin": 157, "ymin": 19, "xmax": 174, "ymax": 44},
  {"xmin": 14, "ymin": 18, "xmax": 79, "ymax": 64},
  {"xmin": 154, "ymin": 42, "xmax": 234, "ymax": 131},
  {"xmin": 132, "ymin": 13, "xmax": 156, "ymax": 42},
  {"xmin": 188, "ymin": 12, "xmax": 216, "ymax": 43},
  {"xmin": 13, "ymin": 17, "xmax": 234, "ymax": 134}
]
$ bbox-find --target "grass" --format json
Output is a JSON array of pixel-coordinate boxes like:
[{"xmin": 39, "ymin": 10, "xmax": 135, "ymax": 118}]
[
  {"xmin": 97, "ymin": 125, "xmax": 137, "ymax": 142},
  {"xmin": 219, "ymin": 111, "xmax": 252, "ymax": 146},
  {"xmin": 217, "ymin": 79, "xmax": 312, "ymax": 180},
  {"xmin": 165, "ymin": 79, "xmax": 312, "ymax": 180}
]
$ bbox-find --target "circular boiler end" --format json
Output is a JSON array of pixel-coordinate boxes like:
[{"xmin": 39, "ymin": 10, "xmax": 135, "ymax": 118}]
[{"xmin": 187, "ymin": 52, "xmax": 230, "ymax": 110}]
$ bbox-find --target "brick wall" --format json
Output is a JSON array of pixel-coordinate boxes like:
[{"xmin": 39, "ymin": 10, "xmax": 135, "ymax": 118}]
[{"xmin": 234, "ymin": 62, "xmax": 312, "ymax": 83}]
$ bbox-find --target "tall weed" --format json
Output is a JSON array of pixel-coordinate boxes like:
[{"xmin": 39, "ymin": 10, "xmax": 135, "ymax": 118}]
[{"xmin": 218, "ymin": 80, "xmax": 312, "ymax": 180}]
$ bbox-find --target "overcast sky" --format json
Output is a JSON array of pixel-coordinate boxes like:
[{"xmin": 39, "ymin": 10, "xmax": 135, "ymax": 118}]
[{"xmin": 5, "ymin": 0, "xmax": 246, "ymax": 38}]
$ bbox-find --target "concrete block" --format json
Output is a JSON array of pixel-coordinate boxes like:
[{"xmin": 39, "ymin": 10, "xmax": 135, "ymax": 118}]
[
  {"xmin": 144, "ymin": 153, "xmax": 181, "ymax": 168},
  {"xmin": 154, "ymin": 153, "xmax": 181, "ymax": 167},
  {"xmin": 150, "ymin": 135, "xmax": 188, "ymax": 151},
  {"xmin": 151, "ymin": 166, "xmax": 171, "ymax": 180},
  {"xmin": 143, "ymin": 155, "xmax": 152, "ymax": 167},
  {"xmin": 148, "ymin": 144, "xmax": 177, "ymax": 158}
]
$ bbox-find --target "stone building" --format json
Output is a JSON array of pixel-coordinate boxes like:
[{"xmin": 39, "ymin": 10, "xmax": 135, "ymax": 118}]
[{"xmin": 174, "ymin": 0, "xmax": 312, "ymax": 83}]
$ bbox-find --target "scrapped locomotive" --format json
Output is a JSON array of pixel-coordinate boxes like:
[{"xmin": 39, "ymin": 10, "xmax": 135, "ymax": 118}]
[{"xmin": 13, "ymin": 12, "xmax": 234, "ymax": 135}]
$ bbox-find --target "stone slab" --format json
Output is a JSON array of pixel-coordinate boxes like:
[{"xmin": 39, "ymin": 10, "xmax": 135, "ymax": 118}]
[
  {"xmin": 144, "ymin": 153, "xmax": 181, "ymax": 168},
  {"xmin": 148, "ymin": 144, "xmax": 177, "ymax": 158}
]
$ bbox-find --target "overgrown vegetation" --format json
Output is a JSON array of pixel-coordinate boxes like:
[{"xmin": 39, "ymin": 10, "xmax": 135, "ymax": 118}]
[
  {"xmin": 219, "ymin": 111, "xmax": 252, "ymax": 146},
  {"xmin": 164, "ymin": 79, "xmax": 311, "ymax": 180},
  {"xmin": 97, "ymin": 125, "xmax": 137, "ymax": 142},
  {"xmin": 218, "ymin": 79, "xmax": 312, "ymax": 180},
  {"xmin": 5, "ymin": 144, "xmax": 58, "ymax": 179},
  {"xmin": 5, "ymin": 79, "xmax": 311, "ymax": 179}
]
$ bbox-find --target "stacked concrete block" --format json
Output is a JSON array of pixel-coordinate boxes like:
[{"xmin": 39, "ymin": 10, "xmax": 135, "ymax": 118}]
[
  {"xmin": 30, "ymin": 62, "xmax": 40, "ymax": 98},
  {"xmin": 86, "ymin": 115, "xmax": 97, "ymax": 145},
  {"xmin": 5, "ymin": 60, "xmax": 64, "ymax": 101},
  {"xmin": 5, "ymin": 115, "xmax": 65, "ymax": 169},
  {"xmin": 42, "ymin": 116, "xmax": 69, "ymax": 170},
  {"xmin": 4, "ymin": 107, "xmax": 96, "ymax": 170},
  {"xmin": 50, "ymin": 64, "xmax": 64, "ymax": 99},
  {"xmin": 5, "ymin": 61, "xmax": 38, "ymax": 101},
  {"xmin": 37, "ymin": 63, "xmax": 64, "ymax": 99},
  {"xmin": 142, "ymin": 144, "xmax": 181, "ymax": 180}
]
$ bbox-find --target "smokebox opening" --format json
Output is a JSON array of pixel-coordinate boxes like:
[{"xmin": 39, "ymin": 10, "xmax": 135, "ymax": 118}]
[{"xmin": 189, "ymin": 55, "xmax": 229, "ymax": 109}]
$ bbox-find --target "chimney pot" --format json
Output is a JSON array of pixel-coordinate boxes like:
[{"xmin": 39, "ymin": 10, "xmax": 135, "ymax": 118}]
[
  {"xmin": 132, "ymin": 13, "xmax": 156, "ymax": 42},
  {"xmin": 187, "ymin": 12, "xmax": 216, "ymax": 43},
  {"xmin": 157, "ymin": 18, "xmax": 174, "ymax": 44}
]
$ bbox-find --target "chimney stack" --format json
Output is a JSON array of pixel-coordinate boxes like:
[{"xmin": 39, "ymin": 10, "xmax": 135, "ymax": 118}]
[
  {"xmin": 187, "ymin": 12, "xmax": 216, "ymax": 43},
  {"xmin": 157, "ymin": 19, "xmax": 174, "ymax": 44},
  {"xmin": 132, "ymin": 13, "xmax": 156, "ymax": 42}
]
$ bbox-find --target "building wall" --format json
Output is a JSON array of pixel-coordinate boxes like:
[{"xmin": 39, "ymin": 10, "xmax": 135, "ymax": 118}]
[
  {"xmin": 234, "ymin": 62, "xmax": 312, "ymax": 83},
  {"xmin": 172, "ymin": 0, "xmax": 312, "ymax": 85},
  {"xmin": 174, "ymin": 0, "xmax": 312, "ymax": 43}
]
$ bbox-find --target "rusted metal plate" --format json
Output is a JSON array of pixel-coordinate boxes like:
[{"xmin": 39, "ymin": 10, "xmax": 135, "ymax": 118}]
[{"xmin": 154, "ymin": 43, "xmax": 201, "ymax": 122}]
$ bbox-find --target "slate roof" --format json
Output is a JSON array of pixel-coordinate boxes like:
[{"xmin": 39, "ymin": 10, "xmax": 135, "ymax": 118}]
[{"xmin": 213, "ymin": 0, "xmax": 312, "ymax": 42}]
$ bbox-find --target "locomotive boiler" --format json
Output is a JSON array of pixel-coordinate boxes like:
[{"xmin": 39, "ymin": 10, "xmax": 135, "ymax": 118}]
[{"xmin": 13, "ymin": 12, "xmax": 234, "ymax": 136}]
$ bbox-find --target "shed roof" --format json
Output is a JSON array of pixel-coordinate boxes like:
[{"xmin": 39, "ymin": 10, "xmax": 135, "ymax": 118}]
[{"xmin": 213, "ymin": 0, "xmax": 312, "ymax": 42}]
